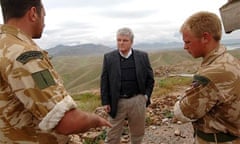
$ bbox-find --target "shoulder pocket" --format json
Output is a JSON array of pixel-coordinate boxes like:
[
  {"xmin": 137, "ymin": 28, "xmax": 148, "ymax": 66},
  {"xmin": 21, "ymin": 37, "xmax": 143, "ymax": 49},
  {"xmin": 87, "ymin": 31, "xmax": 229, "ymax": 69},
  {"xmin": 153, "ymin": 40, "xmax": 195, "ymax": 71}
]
[{"xmin": 32, "ymin": 69, "xmax": 56, "ymax": 89}]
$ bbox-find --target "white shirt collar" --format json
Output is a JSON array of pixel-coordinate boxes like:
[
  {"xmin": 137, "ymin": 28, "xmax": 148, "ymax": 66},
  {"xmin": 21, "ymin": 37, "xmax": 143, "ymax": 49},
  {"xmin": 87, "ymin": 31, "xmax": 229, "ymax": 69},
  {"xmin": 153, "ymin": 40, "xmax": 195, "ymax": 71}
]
[{"xmin": 119, "ymin": 49, "xmax": 132, "ymax": 59}]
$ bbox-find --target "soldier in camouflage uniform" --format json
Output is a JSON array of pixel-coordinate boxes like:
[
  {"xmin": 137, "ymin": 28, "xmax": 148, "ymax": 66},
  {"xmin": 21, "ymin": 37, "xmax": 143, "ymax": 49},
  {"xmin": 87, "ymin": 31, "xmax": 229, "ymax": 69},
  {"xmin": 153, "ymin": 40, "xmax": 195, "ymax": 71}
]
[
  {"xmin": 173, "ymin": 11, "xmax": 240, "ymax": 144},
  {"xmin": 0, "ymin": 0, "xmax": 111, "ymax": 143}
]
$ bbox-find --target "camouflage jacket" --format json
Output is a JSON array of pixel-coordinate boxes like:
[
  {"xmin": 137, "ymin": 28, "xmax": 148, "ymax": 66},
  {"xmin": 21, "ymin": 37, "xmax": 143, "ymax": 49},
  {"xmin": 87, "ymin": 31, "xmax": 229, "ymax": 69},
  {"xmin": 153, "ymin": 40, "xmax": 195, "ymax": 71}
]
[
  {"xmin": 174, "ymin": 45, "xmax": 240, "ymax": 136},
  {"xmin": 0, "ymin": 24, "xmax": 77, "ymax": 143}
]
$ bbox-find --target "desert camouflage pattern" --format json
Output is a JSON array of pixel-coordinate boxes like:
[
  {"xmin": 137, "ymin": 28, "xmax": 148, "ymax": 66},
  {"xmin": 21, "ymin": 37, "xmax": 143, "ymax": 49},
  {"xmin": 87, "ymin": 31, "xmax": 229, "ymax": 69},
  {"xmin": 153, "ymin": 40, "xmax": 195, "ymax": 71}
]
[
  {"xmin": 0, "ymin": 24, "xmax": 77, "ymax": 144},
  {"xmin": 195, "ymin": 136, "xmax": 240, "ymax": 144},
  {"xmin": 174, "ymin": 46, "xmax": 240, "ymax": 142}
]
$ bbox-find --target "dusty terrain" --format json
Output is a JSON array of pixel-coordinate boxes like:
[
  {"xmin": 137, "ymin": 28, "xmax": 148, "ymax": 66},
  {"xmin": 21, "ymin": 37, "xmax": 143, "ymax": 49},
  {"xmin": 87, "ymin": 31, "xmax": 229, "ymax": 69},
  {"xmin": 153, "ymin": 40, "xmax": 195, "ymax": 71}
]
[
  {"xmin": 141, "ymin": 93, "xmax": 194, "ymax": 144},
  {"xmin": 68, "ymin": 87, "xmax": 195, "ymax": 144},
  {"xmin": 68, "ymin": 62, "xmax": 199, "ymax": 144}
]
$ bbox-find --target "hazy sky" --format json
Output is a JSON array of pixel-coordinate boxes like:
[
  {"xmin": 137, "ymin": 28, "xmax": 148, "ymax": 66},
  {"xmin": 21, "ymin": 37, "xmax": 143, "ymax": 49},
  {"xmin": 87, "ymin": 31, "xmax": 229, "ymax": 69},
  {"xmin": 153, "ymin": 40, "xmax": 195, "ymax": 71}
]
[{"xmin": 1, "ymin": 0, "xmax": 240, "ymax": 49}]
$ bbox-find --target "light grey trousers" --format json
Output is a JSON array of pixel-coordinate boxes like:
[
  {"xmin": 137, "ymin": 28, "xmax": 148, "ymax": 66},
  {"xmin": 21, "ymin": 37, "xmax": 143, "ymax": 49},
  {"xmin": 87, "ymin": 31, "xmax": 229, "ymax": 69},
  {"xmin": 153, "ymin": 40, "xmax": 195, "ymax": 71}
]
[{"xmin": 105, "ymin": 94, "xmax": 146, "ymax": 144}]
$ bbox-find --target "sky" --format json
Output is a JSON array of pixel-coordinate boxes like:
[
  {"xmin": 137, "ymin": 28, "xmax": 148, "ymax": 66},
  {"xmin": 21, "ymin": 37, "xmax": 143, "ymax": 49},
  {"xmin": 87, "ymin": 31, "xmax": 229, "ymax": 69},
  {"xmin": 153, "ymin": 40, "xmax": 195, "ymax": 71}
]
[{"xmin": 1, "ymin": 0, "xmax": 240, "ymax": 49}]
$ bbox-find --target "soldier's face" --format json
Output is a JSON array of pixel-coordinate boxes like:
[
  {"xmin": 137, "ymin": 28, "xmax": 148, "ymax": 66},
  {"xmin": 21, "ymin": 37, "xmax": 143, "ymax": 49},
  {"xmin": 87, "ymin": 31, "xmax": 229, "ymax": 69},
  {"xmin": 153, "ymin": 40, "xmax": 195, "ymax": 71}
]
[
  {"xmin": 33, "ymin": 3, "xmax": 46, "ymax": 39},
  {"xmin": 117, "ymin": 35, "xmax": 133, "ymax": 55},
  {"xmin": 182, "ymin": 29, "xmax": 204, "ymax": 58}
]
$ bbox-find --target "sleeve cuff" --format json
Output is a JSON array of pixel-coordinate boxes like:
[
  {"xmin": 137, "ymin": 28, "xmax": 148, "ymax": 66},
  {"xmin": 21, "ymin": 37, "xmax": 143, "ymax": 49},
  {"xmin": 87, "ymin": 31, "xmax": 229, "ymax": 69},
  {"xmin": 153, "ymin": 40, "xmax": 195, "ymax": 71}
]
[
  {"xmin": 173, "ymin": 101, "xmax": 197, "ymax": 123},
  {"xmin": 39, "ymin": 95, "xmax": 77, "ymax": 131}
]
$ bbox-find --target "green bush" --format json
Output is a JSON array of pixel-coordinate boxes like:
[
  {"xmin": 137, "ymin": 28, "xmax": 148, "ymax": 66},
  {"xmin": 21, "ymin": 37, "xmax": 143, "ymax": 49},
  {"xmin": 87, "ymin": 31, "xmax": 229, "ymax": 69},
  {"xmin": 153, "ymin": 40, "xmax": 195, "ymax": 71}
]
[
  {"xmin": 72, "ymin": 93, "xmax": 101, "ymax": 112},
  {"xmin": 83, "ymin": 130, "xmax": 107, "ymax": 144}
]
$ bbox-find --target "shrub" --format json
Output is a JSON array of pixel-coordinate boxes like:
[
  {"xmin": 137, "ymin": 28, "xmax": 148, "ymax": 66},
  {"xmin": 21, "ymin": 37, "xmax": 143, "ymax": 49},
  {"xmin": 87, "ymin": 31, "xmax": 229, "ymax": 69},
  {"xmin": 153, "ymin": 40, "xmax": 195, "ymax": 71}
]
[{"xmin": 72, "ymin": 93, "xmax": 101, "ymax": 112}]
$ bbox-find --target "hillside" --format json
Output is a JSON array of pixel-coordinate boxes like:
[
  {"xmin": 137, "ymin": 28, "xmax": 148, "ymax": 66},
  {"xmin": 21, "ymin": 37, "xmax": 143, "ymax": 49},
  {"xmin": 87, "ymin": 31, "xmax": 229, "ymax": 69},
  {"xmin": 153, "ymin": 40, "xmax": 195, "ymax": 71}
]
[
  {"xmin": 50, "ymin": 49, "xmax": 190, "ymax": 93},
  {"xmin": 47, "ymin": 44, "xmax": 113, "ymax": 56},
  {"xmin": 50, "ymin": 55, "xmax": 103, "ymax": 93},
  {"xmin": 48, "ymin": 48, "xmax": 234, "ymax": 93}
]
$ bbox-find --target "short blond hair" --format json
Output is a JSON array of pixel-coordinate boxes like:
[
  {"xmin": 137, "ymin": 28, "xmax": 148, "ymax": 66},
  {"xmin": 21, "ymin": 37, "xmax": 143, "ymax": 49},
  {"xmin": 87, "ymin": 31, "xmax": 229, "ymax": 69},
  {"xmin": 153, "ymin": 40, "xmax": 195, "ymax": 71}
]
[{"xmin": 180, "ymin": 11, "xmax": 222, "ymax": 41}]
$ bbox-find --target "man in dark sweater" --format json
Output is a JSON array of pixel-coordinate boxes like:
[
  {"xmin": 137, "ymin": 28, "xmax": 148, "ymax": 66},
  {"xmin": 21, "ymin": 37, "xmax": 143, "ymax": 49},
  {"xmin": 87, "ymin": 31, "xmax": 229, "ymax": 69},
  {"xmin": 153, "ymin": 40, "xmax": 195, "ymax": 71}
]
[{"xmin": 101, "ymin": 27, "xmax": 154, "ymax": 144}]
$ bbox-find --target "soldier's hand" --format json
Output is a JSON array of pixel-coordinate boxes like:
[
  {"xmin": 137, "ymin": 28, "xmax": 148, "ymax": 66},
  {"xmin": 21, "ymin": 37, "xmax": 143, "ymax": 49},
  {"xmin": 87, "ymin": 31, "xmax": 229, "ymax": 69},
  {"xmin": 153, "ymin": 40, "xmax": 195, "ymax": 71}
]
[{"xmin": 97, "ymin": 115, "xmax": 112, "ymax": 128}]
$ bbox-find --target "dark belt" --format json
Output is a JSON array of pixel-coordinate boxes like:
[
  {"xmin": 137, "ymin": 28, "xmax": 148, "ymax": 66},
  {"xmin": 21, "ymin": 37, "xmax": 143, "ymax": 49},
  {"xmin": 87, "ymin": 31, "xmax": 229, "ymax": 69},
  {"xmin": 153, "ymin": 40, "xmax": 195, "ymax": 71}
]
[
  {"xmin": 195, "ymin": 129, "xmax": 238, "ymax": 142},
  {"xmin": 120, "ymin": 94, "xmax": 138, "ymax": 99}
]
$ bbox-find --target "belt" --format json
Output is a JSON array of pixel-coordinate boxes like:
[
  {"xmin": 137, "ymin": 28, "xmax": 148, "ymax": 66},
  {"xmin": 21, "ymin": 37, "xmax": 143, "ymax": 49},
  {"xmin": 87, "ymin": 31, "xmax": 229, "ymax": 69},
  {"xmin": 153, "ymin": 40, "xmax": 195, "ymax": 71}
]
[
  {"xmin": 195, "ymin": 129, "xmax": 238, "ymax": 142},
  {"xmin": 120, "ymin": 94, "xmax": 138, "ymax": 99}
]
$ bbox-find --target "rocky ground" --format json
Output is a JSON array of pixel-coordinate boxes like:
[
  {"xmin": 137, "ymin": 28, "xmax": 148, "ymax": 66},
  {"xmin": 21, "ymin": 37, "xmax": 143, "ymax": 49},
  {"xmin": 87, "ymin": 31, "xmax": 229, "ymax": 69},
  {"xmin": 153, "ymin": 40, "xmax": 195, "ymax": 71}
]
[
  {"xmin": 142, "ymin": 123, "xmax": 194, "ymax": 144},
  {"xmin": 68, "ymin": 62, "xmax": 199, "ymax": 144},
  {"xmin": 141, "ymin": 93, "xmax": 194, "ymax": 144},
  {"xmin": 68, "ymin": 86, "xmax": 195, "ymax": 144}
]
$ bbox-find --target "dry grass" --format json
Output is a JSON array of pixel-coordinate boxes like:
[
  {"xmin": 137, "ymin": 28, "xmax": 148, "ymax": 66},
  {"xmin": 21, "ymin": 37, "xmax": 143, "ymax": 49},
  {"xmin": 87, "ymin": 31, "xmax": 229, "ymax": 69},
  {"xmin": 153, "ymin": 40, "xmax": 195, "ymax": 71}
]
[
  {"xmin": 72, "ymin": 76, "xmax": 192, "ymax": 112},
  {"xmin": 72, "ymin": 93, "xmax": 101, "ymax": 112},
  {"xmin": 152, "ymin": 76, "xmax": 192, "ymax": 98}
]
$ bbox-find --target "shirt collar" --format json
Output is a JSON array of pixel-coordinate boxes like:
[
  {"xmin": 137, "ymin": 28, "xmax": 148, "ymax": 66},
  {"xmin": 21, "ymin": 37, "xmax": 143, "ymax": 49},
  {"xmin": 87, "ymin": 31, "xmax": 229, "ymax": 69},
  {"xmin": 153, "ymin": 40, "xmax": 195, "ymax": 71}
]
[{"xmin": 119, "ymin": 49, "xmax": 132, "ymax": 58}]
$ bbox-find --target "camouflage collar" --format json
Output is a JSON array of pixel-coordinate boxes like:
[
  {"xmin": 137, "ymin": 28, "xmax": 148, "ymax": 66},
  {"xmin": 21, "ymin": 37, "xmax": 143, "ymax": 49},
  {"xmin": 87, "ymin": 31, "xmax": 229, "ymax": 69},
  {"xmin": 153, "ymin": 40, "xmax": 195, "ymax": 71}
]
[
  {"xmin": 201, "ymin": 45, "xmax": 226, "ymax": 66},
  {"xmin": 0, "ymin": 24, "xmax": 37, "ymax": 46}
]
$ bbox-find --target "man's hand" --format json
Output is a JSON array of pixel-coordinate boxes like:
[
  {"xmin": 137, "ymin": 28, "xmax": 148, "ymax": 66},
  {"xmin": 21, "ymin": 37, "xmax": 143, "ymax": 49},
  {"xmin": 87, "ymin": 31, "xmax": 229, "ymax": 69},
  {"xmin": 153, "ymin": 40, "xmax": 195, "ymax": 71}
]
[
  {"xmin": 103, "ymin": 105, "xmax": 111, "ymax": 113},
  {"xmin": 55, "ymin": 109, "xmax": 111, "ymax": 135},
  {"xmin": 97, "ymin": 115, "xmax": 112, "ymax": 128}
]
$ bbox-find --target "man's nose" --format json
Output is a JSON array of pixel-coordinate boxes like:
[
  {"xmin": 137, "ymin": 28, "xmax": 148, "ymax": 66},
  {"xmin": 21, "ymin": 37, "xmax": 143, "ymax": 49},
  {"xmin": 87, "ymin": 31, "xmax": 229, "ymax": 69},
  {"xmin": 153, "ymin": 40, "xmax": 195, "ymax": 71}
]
[{"xmin": 183, "ymin": 44, "xmax": 187, "ymax": 50}]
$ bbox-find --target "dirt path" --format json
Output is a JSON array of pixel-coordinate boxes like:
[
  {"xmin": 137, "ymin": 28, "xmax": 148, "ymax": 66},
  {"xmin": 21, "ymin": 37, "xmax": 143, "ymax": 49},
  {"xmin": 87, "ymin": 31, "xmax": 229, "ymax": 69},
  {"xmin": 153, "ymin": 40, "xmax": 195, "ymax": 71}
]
[{"xmin": 142, "ymin": 122, "xmax": 194, "ymax": 144}]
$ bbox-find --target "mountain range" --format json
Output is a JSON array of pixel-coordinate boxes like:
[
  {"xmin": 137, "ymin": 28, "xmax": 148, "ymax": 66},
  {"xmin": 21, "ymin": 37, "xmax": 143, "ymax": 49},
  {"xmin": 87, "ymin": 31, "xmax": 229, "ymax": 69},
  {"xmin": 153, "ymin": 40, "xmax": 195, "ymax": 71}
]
[
  {"xmin": 46, "ymin": 40, "xmax": 240, "ymax": 93},
  {"xmin": 47, "ymin": 39, "xmax": 240, "ymax": 56}
]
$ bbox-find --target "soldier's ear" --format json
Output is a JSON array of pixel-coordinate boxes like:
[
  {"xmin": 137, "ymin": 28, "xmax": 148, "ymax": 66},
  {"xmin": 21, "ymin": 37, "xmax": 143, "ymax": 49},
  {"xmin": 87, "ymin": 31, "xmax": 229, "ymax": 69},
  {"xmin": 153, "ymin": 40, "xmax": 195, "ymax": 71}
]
[
  {"xmin": 28, "ymin": 7, "xmax": 38, "ymax": 22},
  {"xmin": 201, "ymin": 32, "xmax": 211, "ymax": 44}
]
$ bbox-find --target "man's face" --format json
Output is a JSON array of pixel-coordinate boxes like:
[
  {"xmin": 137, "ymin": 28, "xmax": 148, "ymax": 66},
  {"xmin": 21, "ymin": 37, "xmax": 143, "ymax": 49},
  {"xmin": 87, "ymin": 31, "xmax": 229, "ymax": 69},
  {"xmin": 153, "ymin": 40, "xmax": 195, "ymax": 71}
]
[
  {"xmin": 117, "ymin": 35, "xmax": 133, "ymax": 54},
  {"xmin": 182, "ymin": 29, "xmax": 204, "ymax": 58},
  {"xmin": 33, "ymin": 4, "xmax": 46, "ymax": 39}
]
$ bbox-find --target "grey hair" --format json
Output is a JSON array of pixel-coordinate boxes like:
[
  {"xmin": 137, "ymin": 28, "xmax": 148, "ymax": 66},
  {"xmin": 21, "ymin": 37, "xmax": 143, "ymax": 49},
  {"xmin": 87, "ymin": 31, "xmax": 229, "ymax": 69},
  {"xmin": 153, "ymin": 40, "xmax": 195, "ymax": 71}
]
[{"xmin": 116, "ymin": 27, "xmax": 134, "ymax": 41}]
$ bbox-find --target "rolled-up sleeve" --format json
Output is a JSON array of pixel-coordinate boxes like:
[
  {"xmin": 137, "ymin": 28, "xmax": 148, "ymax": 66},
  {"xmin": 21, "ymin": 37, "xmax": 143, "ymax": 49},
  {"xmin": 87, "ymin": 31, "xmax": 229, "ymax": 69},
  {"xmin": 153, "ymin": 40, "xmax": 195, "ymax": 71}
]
[
  {"xmin": 39, "ymin": 95, "xmax": 77, "ymax": 131},
  {"xmin": 7, "ymin": 50, "xmax": 77, "ymax": 131}
]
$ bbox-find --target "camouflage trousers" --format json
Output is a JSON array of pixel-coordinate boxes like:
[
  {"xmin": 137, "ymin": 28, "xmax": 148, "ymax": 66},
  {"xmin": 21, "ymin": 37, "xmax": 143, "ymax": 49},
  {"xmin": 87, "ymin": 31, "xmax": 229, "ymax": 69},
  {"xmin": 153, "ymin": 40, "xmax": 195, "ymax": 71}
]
[{"xmin": 195, "ymin": 135, "xmax": 240, "ymax": 144}]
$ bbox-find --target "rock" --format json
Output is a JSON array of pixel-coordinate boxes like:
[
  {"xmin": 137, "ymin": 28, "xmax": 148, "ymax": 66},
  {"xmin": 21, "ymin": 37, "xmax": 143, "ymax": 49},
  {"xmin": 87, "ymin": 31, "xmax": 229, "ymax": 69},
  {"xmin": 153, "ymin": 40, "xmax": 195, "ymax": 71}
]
[
  {"xmin": 150, "ymin": 125, "xmax": 157, "ymax": 130},
  {"xmin": 177, "ymin": 121, "xmax": 183, "ymax": 125},
  {"xmin": 68, "ymin": 135, "xmax": 82, "ymax": 144},
  {"xmin": 82, "ymin": 131, "xmax": 102, "ymax": 139},
  {"xmin": 174, "ymin": 128, "xmax": 181, "ymax": 136},
  {"xmin": 162, "ymin": 118, "xmax": 169, "ymax": 123}
]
